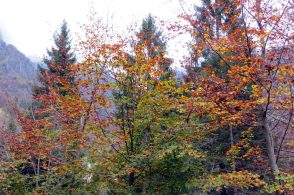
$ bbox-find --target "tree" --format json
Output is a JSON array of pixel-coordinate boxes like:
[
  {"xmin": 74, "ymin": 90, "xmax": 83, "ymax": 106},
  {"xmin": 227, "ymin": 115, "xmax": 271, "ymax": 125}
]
[
  {"xmin": 0, "ymin": 3, "xmax": 293, "ymax": 194},
  {"xmin": 0, "ymin": 21, "xmax": 81, "ymax": 193},
  {"xmin": 36, "ymin": 20, "xmax": 76, "ymax": 96},
  {"xmin": 136, "ymin": 14, "xmax": 173, "ymax": 79},
  {"xmin": 109, "ymin": 15, "xmax": 199, "ymax": 193},
  {"xmin": 181, "ymin": 0, "xmax": 294, "ymax": 193},
  {"xmin": 70, "ymin": 15, "xmax": 206, "ymax": 194},
  {"xmin": 186, "ymin": 2, "xmax": 258, "ymax": 191},
  {"xmin": 186, "ymin": 0, "xmax": 242, "ymax": 81}
]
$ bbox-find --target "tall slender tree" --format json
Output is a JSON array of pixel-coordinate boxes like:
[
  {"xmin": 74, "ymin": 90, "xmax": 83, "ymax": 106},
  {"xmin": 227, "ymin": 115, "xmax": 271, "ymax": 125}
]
[
  {"xmin": 35, "ymin": 20, "xmax": 76, "ymax": 96},
  {"xmin": 136, "ymin": 14, "xmax": 173, "ymax": 79},
  {"xmin": 182, "ymin": 0, "xmax": 293, "ymax": 193},
  {"xmin": 1, "ymin": 21, "xmax": 80, "ymax": 193}
]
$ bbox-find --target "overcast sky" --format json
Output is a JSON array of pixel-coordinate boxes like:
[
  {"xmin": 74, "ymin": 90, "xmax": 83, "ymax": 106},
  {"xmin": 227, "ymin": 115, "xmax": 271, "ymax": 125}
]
[{"xmin": 0, "ymin": 0, "xmax": 196, "ymax": 61}]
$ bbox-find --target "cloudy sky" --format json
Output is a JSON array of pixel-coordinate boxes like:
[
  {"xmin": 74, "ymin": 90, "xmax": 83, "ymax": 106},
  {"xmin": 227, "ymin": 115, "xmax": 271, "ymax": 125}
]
[{"xmin": 0, "ymin": 0, "xmax": 196, "ymax": 60}]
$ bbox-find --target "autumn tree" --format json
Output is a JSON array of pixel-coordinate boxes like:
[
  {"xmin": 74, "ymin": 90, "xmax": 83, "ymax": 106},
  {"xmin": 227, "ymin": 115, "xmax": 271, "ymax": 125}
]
[
  {"xmin": 67, "ymin": 15, "xmax": 207, "ymax": 194},
  {"xmin": 186, "ymin": 1, "xmax": 258, "ymax": 188},
  {"xmin": 35, "ymin": 20, "xmax": 76, "ymax": 96},
  {"xmin": 181, "ymin": 0, "xmax": 294, "ymax": 193},
  {"xmin": 136, "ymin": 14, "xmax": 172, "ymax": 78},
  {"xmin": 107, "ymin": 15, "xmax": 204, "ymax": 193},
  {"xmin": 0, "ymin": 2, "xmax": 293, "ymax": 194},
  {"xmin": 0, "ymin": 21, "xmax": 83, "ymax": 194},
  {"xmin": 186, "ymin": 0, "xmax": 243, "ymax": 81}
]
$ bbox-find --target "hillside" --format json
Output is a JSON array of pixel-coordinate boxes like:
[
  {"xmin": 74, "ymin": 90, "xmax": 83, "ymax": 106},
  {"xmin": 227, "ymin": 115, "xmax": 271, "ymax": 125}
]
[{"xmin": 0, "ymin": 38, "xmax": 36, "ymax": 108}]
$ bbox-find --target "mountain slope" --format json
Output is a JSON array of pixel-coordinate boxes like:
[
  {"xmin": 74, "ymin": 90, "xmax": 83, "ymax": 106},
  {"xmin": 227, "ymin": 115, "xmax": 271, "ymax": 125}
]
[{"xmin": 0, "ymin": 38, "xmax": 36, "ymax": 107}]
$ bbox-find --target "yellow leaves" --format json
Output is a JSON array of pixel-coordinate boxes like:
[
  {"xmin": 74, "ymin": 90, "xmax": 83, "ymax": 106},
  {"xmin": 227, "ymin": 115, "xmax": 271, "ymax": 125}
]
[
  {"xmin": 284, "ymin": 183, "xmax": 294, "ymax": 191},
  {"xmin": 193, "ymin": 31, "xmax": 199, "ymax": 37},
  {"xmin": 226, "ymin": 127, "xmax": 262, "ymax": 165},
  {"xmin": 250, "ymin": 84, "xmax": 260, "ymax": 98},
  {"xmin": 203, "ymin": 33, "xmax": 209, "ymax": 40},
  {"xmin": 256, "ymin": 97, "xmax": 267, "ymax": 105},
  {"xmin": 202, "ymin": 171, "xmax": 267, "ymax": 192},
  {"xmin": 242, "ymin": 146, "xmax": 261, "ymax": 159},
  {"xmin": 180, "ymin": 95, "xmax": 189, "ymax": 103},
  {"xmin": 257, "ymin": 29, "xmax": 268, "ymax": 39},
  {"xmin": 235, "ymin": 0, "xmax": 241, "ymax": 6},
  {"xmin": 154, "ymin": 144, "xmax": 204, "ymax": 161},
  {"xmin": 214, "ymin": 44, "xmax": 229, "ymax": 54},
  {"xmin": 269, "ymin": 15, "xmax": 279, "ymax": 22},
  {"xmin": 187, "ymin": 149, "xmax": 204, "ymax": 159},
  {"xmin": 242, "ymin": 77, "xmax": 248, "ymax": 83},
  {"xmin": 226, "ymin": 142, "xmax": 242, "ymax": 157},
  {"xmin": 265, "ymin": 172, "xmax": 294, "ymax": 193}
]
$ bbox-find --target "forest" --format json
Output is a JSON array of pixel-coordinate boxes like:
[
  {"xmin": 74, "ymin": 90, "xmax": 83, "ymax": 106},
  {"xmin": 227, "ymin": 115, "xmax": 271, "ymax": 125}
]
[{"xmin": 0, "ymin": 0, "xmax": 293, "ymax": 194}]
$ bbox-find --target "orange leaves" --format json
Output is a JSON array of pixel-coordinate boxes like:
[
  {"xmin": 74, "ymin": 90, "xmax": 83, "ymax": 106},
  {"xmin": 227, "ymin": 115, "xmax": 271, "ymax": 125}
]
[
  {"xmin": 0, "ymin": 2, "xmax": 292, "ymax": 193},
  {"xmin": 179, "ymin": 1, "xmax": 294, "ymax": 187}
]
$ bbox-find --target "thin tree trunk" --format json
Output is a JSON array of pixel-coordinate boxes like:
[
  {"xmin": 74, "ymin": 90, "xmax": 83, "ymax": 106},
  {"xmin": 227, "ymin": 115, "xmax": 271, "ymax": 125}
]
[
  {"xmin": 256, "ymin": 0, "xmax": 280, "ymax": 176},
  {"xmin": 263, "ymin": 115, "xmax": 279, "ymax": 176},
  {"xmin": 229, "ymin": 125, "xmax": 237, "ymax": 195}
]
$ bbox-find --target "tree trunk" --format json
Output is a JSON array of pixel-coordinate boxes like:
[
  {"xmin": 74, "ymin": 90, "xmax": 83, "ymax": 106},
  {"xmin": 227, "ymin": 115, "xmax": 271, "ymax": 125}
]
[
  {"xmin": 129, "ymin": 171, "xmax": 135, "ymax": 186},
  {"xmin": 230, "ymin": 125, "xmax": 237, "ymax": 195},
  {"xmin": 263, "ymin": 115, "xmax": 279, "ymax": 176}
]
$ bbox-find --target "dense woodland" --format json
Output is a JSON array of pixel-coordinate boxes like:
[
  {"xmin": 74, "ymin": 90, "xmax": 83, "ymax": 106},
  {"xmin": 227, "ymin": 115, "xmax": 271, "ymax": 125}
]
[{"xmin": 0, "ymin": 0, "xmax": 293, "ymax": 194}]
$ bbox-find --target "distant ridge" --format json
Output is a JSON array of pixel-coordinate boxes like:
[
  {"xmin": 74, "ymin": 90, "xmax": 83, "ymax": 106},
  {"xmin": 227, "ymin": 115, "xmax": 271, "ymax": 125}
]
[{"xmin": 0, "ymin": 38, "xmax": 36, "ymax": 107}]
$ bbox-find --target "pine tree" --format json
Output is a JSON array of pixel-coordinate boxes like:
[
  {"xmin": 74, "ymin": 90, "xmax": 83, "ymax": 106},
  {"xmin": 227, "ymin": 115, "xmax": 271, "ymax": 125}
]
[
  {"xmin": 36, "ymin": 20, "xmax": 76, "ymax": 96},
  {"xmin": 109, "ymin": 16, "xmax": 197, "ymax": 193},
  {"xmin": 185, "ymin": 2, "xmax": 277, "ymax": 193},
  {"xmin": 11, "ymin": 21, "xmax": 79, "ymax": 192},
  {"xmin": 136, "ymin": 14, "xmax": 172, "ymax": 79},
  {"xmin": 185, "ymin": 0, "xmax": 245, "ymax": 188},
  {"xmin": 186, "ymin": 0, "xmax": 242, "ymax": 80}
]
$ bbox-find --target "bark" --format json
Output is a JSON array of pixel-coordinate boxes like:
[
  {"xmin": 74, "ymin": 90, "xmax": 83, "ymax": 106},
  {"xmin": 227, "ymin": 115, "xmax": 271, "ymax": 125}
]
[{"xmin": 263, "ymin": 115, "xmax": 279, "ymax": 176}]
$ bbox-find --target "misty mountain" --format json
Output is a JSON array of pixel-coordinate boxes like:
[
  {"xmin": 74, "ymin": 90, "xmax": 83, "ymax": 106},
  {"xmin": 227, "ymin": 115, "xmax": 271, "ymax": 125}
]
[{"xmin": 0, "ymin": 38, "xmax": 36, "ymax": 107}]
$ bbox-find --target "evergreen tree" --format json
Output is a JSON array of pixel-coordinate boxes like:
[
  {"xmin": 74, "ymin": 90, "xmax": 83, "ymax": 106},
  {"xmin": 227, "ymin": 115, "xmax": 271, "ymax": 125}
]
[
  {"xmin": 185, "ymin": 2, "xmax": 269, "ymax": 194},
  {"xmin": 186, "ymin": 0, "xmax": 242, "ymax": 80},
  {"xmin": 12, "ymin": 21, "xmax": 79, "ymax": 192},
  {"xmin": 109, "ymin": 15, "xmax": 201, "ymax": 193},
  {"xmin": 136, "ymin": 14, "xmax": 173, "ymax": 79},
  {"xmin": 35, "ymin": 20, "xmax": 76, "ymax": 96},
  {"xmin": 185, "ymin": 0, "xmax": 238, "ymax": 181}
]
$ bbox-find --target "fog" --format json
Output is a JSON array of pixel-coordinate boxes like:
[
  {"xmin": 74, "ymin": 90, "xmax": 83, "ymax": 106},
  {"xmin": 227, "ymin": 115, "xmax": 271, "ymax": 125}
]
[{"xmin": 0, "ymin": 0, "xmax": 194, "ymax": 59}]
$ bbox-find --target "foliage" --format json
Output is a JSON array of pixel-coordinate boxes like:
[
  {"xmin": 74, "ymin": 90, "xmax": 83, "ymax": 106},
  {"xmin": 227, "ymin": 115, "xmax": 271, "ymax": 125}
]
[
  {"xmin": 0, "ymin": 1, "xmax": 293, "ymax": 194},
  {"xmin": 201, "ymin": 170, "xmax": 267, "ymax": 192}
]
